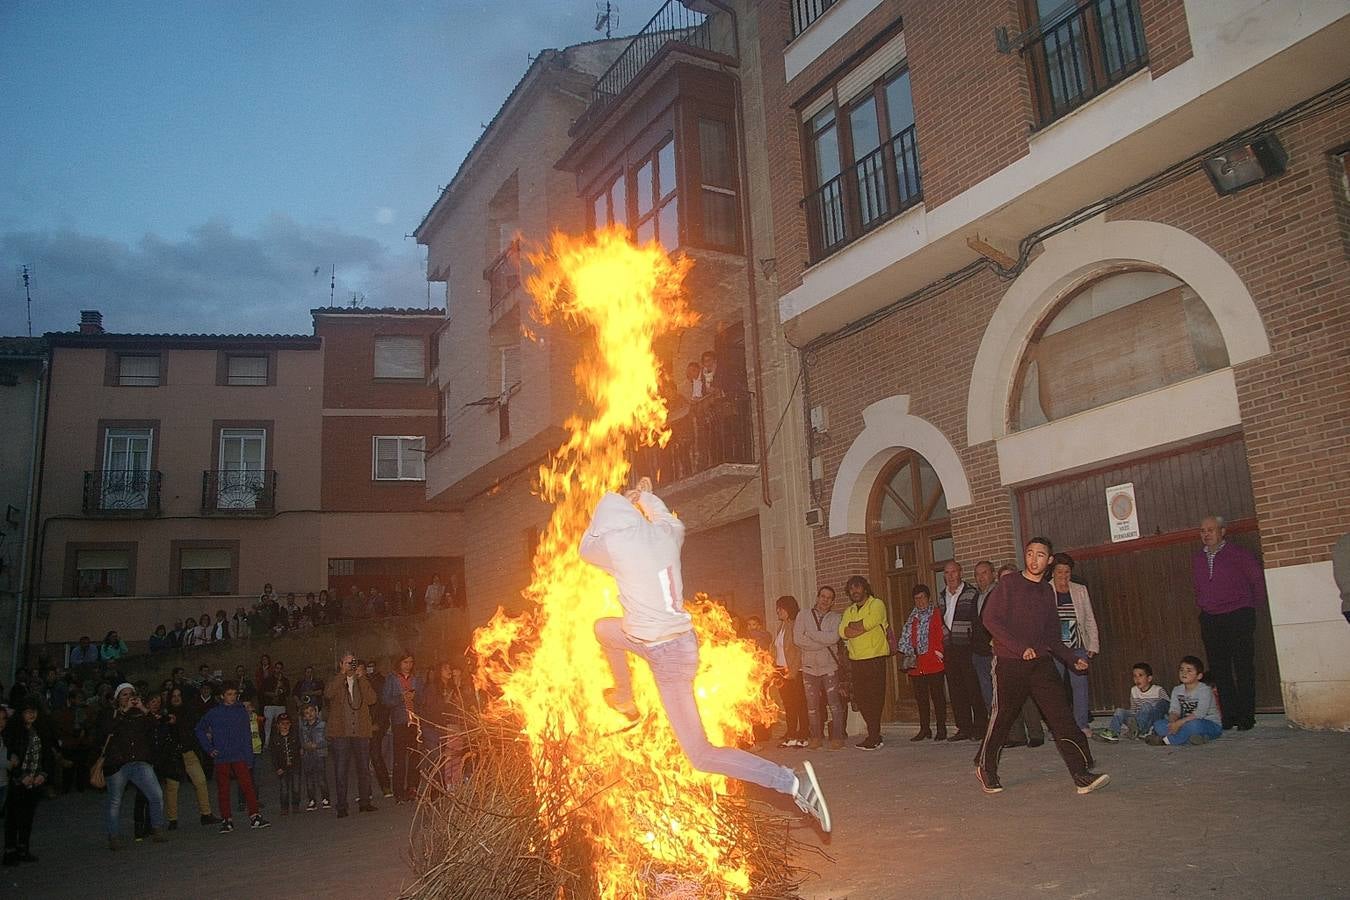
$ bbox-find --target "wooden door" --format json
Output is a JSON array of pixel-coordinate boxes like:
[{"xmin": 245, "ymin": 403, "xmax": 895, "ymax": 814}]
[
  {"xmin": 1016, "ymin": 434, "xmax": 1282, "ymax": 712},
  {"xmin": 867, "ymin": 451, "xmax": 953, "ymax": 722}
]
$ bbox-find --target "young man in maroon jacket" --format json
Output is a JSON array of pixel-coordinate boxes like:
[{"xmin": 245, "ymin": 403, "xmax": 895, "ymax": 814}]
[{"xmin": 975, "ymin": 537, "xmax": 1109, "ymax": 795}]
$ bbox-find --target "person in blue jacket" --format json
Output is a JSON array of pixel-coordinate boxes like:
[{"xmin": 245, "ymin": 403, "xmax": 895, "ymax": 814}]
[
  {"xmin": 381, "ymin": 653, "xmax": 425, "ymax": 803},
  {"xmin": 194, "ymin": 682, "xmax": 270, "ymax": 833}
]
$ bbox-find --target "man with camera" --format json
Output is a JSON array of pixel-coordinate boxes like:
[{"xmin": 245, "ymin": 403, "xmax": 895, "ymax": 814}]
[
  {"xmin": 324, "ymin": 652, "xmax": 379, "ymax": 817},
  {"xmin": 98, "ymin": 683, "xmax": 169, "ymax": 849}
]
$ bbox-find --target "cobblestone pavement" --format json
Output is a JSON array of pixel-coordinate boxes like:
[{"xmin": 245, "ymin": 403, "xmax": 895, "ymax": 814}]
[{"xmin": 4, "ymin": 716, "xmax": 1347, "ymax": 899}]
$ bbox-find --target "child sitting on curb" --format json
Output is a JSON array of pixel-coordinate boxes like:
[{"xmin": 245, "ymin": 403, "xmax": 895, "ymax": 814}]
[
  {"xmin": 1145, "ymin": 656, "xmax": 1223, "ymax": 747},
  {"xmin": 1095, "ymin": 661, "xmax": 1169, "ymax": 742}
]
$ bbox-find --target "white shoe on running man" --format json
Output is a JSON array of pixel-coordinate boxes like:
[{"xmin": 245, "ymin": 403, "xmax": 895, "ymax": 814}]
[{"xmin": 793, "ymin": 760, "xmax": 832, "ymax": 833}]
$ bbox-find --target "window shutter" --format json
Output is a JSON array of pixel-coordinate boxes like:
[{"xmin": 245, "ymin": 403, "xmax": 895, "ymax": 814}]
[
  {"xmin": 374, "ymin": 336, "xmax": 426, "ymax": 379},
  {"xmin": 499, "ymin": 345, "xmax": 520, "ymax": 394},
  {"xmin": 227, "ymin": 355, "xmax": 268, "ymax": 384},
  {"xmin": 119, "ymin": 355, "xmax": 160, "ymax": 385},
  {"xmin": 837, "ymin": 31, "xmax": 907, "ymax": 103},
  {"xmin": 374, "ymin": 437, "xmax": 401, "ymax": 479},
  {"xmin": 76, "ymin": 550, "xmax": 131, "ymax": 570},
  {"xmin": 180, "ymin": 548, "xmax": 231, "ymax": 570}
]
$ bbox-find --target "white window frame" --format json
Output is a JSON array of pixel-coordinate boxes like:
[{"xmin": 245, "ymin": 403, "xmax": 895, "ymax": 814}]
[{"xmin": 372, "ymin": 435, "xmax": 426, "ymax": 482}]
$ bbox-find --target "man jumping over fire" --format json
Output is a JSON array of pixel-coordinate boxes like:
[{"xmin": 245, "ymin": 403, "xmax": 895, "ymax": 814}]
[{"xmin": 582, "ymin": 477, "xmax": 832, "ymax": 833}]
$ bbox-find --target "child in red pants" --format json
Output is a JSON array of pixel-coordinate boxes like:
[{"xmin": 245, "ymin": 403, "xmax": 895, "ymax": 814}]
[{"xmin": 194, "ymin": 682, "xmax": 271, "ymax": 833}]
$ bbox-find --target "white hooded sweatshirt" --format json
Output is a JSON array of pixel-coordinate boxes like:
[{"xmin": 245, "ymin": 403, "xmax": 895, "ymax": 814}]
[{"xmin": 581, "ymin": 490, "xmax": 692, "ymax": 643}]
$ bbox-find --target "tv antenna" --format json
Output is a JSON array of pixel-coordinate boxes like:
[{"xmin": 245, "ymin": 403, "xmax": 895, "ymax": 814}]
[
  {"xmin": 19, "ymin": 265, "xmax": 33, "ymax": 337},
  {"xmin": 595, "ymin": 2, "xmax": 615, "ymax": 39}
]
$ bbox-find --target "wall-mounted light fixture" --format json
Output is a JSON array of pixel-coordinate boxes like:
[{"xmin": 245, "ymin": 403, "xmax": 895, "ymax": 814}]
[{"xmin": 1203, "ymin": 134, "xmax": 1288, "ymax": 196}]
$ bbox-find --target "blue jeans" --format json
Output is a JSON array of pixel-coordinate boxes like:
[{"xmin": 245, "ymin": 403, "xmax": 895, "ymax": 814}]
[
  {"xmin": 803, "ymin": 668, "xmax": 846, "ymax": 741},
  {"xmin": 1109, "ymin": 699, "xmax": 1169, "ymax": 736},
  {"xmin": 1054, "ymin": 649, "xmax": 1091, "ymax": 730},
  {"xmin": 595, "ymin": 618, "xmax": 796, "ymax": 795},
  {"xmin": 1152, "ymin": 717, "xmax": 1223, "ymax": 745},
  {"xmin": 106, "ymin": 761, "xmax": 165, "ymax": 837}
]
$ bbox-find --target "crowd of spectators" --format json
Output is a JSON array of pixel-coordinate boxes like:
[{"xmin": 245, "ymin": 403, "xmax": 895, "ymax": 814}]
[{"xmin": 1, "ymin": 645, "xmax": 481, "ymax": 865}]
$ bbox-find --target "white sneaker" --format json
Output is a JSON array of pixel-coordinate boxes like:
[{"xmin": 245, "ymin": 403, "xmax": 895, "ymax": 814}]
[{"xmin": 792, "ymin": 760, "xmax": 831, "ymax": 833}]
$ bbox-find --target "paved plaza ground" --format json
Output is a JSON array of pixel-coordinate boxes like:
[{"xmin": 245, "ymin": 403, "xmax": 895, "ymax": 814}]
[{"xmin": 3, "ymin": 716, "xmax": 1346, "ymax": 899}]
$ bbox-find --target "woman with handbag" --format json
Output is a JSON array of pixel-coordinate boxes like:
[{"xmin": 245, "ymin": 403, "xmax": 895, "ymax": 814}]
[
  {"xmin": 898, "ymin": 585, "xmax": 948, "ymax": 742},
  {"xmin": 3, "ymin": 699, "xmax": 55, "ymax": 866}
]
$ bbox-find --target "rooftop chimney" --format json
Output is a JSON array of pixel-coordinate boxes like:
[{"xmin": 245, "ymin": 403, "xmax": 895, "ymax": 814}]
[{"xmin": 79, "ymin": 310, "xmax": 104, "ymax": 335}]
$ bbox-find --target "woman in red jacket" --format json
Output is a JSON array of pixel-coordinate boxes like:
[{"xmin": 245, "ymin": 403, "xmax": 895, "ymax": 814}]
[{"xmin": 899, "ymin": 584, "xmax": 947, "ymax": 741}]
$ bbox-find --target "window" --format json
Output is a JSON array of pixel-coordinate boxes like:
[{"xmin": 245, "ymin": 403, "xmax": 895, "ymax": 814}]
[
  {"xmin": 800, "ymin": 32, "xmax": 921, "ymax": 262},
  {"xmin": 373, "ymin": 436, "xmax": 426, "ymax": 481},
  {"xmin": 697, "ymin": 118, "xmax": 739, "ymax": 248},
  {"xmin": 497, "ymin": 344, "xmax": 520, "ymax": 396},
  {"xmin": 635, "ymin": 139, "xmax": 679, "ymax": 252},
  {"xmin": 117, "ymin": 354, "xmax": 160, "ymax": 386},
  {"xmin": 1013, "ymin": 271, "xmax": 1229, "ymax": 429},
  {"xmin": 101, "ymin": 427, "xmax": 154, "ymax": 510},
  {"xmin": 216, "ymin": 428, "xmax": 268, "ymax": 510},
  {"xmin": 592, "ymin": 172, "xmax": 628, "ymax": 231},
  {"xmin": 180, "ymin": 547, "xmax": 233, "ymax": 596},
  {"xmin": 373, "ymin": 335, "xmax": 426, "ymax": 379},
  {"xmin": 76, "ymin": 549, "xmax": 132, "ymax": 597},
  {"xmin": 1023, "ymin": 0, "xmax": 1147, "ymax": 126},
  {"xmin": 226, "ymin": 354, "xmax": 268, "ymax": 385}
]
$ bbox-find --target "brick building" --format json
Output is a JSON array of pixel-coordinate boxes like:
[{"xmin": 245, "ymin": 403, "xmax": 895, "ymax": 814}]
[{"xmin": 751, "ymin": 0, "xmax": 1350, "ymax": 726}]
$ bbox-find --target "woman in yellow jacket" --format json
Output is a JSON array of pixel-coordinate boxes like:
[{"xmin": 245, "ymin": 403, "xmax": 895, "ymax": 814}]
[{"xmin": 838, "ymin": 575, "xmax": 890, "ymax": 750}]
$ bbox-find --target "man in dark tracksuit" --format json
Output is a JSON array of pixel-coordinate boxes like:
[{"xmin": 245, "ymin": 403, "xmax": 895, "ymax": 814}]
[{"xmin": 976, "ymin": 537, "xmax": 1109, "ymax": 795}]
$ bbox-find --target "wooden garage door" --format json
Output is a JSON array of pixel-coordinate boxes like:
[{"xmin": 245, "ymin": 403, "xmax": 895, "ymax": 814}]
[{"xmin": 1017, "ymin": 434, "xmax": 1282, "ymax": 712}]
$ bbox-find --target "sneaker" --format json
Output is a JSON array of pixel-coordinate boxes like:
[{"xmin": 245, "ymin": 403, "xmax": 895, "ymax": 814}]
[
  {"xmin": 1074, "ymin": 772, "xmax": 1110, "ymax": 795},
  {"xmin": 856, "ymin": 737, "xmax": 883, "ymax": 750},
  {"xmin": 1144, "ymin": 733, "xmax": 1166, "ymax": 746},
  {"xmin": 250, "ymin": 815, "xmax": 271, "ymax": 829},
  {"xmin": 219, "ymin": 819, "xmax": 234, "ymax": 834},
  {"xmin": 321, "ymin": 799, "xmax": 332, "ymax": 810},
  {"xmin": 200, "ymin": 814, "xmax": 220, "ymax": 826},
  {"xmin": 306, "ymin": 800, "xmax": 317, "ymax": 812},
  {"xmin": 167, "ymin": 820, "xmax": 179, "ymax": 831},
  {"xmin": 976, "ymin": 767, "xmax": 1003, "ymax": 794},
  {"xmin": 909, "ymin": 730, "xmax": 931, "ymax": 743},
  {"xmin": 792, "ymin": 760, "xmax": 832, "ymax": 833},
  {"xmin": 134, "ymin": 835, "xmax": 144, "ymax": 843},
  {"xmin": 603, "ymin": 688, "xmax": 639, "ymax": 720},
  {"xmin": 1094, "ymin": 729, "xmax": 1119, "ymax": 743},
  {"xmin": 382, "ymin": 791, "xmax": 395, "ymax": 799},
  {"xmin": 777, "ymin": 739, "xmax": 796, "ymax": 748},
  {"xmin": 806, "ymin": 738, "xmax": 823, "ymax": 750},
  {"xmin": 947, "ymin": 731, "xmax": 970, "ymax": 742},
  {"xmin": 1188, "ymin": 734, "xmax": 1211, "ymax": 746}
]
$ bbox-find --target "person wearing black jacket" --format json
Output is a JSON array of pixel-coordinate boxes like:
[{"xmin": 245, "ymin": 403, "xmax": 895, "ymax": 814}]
[
  {"xmin": 269, "ymin": 713, "xmax": 303, "ymax": 814},
  {"xmin": 133, "ymin": 694, "xmax": 185, "ymax": 838},
  {"xmin": 975, "ymin": 538, "xmax": 1109, "ymax": 796},
  {"xmin": 99, "ymin": 683, "xmax": 169, "ymax": 849},
  {"xmin": 166, "ymin": 687, "xmax": 219, "ymax": 825},
  {"xmin": 3, "ymin": 699, "xmax": 55, "ymax": 866}
]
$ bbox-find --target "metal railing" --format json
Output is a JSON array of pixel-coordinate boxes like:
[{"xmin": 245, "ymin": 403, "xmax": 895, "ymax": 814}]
[
  {"xmin": 202, "ymin": 469, "xmax": 277, "ymax": 513},
  {"xmin": 484, "ymin": 240, "xmax": 520, "ymax": 311},
  {"xmin": 589, "ymin": 0, "xmax": 734, "ymax": 113},
  {"xmin": 790, "ymin": 0, "xmax": 837, "ymax": 39},
  {"xmin": 801, "ymin": 123, "xmax": 923, "ymax": 263},
  {"xmin": 637, "ymin": 392, "xmax": 755, "ymax": 485},
  {"xmin": 1025, "ymin": 0, "xmax": 1147, "ymax": 126},
  {"xmin": 82, "ymin": 469, "xmax": 162, "ymax": 515}
]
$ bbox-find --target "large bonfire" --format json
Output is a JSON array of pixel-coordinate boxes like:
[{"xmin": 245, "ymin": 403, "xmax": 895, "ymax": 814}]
[{"xmin": 406, "ymin": 227, "xmax": 809, "ymax": 899}]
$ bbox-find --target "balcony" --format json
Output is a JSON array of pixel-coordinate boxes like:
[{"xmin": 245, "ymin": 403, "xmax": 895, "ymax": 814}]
[
  {"xmin": 790, "ymin": 0, "xmax": 837, "ymax": 39},
  {"xmin": 485, "ymin": 239, "xmax": 521, "ymax": 317},
  {"xmin": 1024, "ymin": 0, "xmax": 1147, "ymax": 127},
  {"xmin": 82, "ymin": 470, "xmax": 162, "ymax": 516},
  {"xmin": 635, "ymin": 393, "xmax": 755, "ymax": 488},
  {"xmin": 802, "ymin": 124, "xmax": 922, "ymax": 264},
  {"xmin": 201, "ymin": 469, "xmax": 277, "ymax": 514},
  {"xmin": 587, "ymin": 0, "xmax": 737, "ymax": 119}
]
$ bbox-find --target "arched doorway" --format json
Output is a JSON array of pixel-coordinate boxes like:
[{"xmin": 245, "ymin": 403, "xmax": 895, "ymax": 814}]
[{"xmin": 867, "ymin": 449, "xmax": 952, "ymax": 721}]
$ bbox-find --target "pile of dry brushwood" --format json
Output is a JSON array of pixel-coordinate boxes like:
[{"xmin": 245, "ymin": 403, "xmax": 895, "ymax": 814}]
[{"xmin": 400, "ymin": 714, "xmax": 820, "ymax": 899}]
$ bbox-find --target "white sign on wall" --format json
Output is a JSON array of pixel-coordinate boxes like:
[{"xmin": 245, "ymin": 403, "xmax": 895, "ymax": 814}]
[{"xmin": 1106, "ymin": 482, "xmax": 1140, "ymax": 543}]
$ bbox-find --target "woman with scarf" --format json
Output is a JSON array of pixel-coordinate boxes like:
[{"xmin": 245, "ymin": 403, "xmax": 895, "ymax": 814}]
[
  {"xmin": 899, "ymin": 584, "xmax": 947, "ymax": 741},
  {"xmin": 3, "ymin": 699, "xmax": 55, "ymax": 865}
]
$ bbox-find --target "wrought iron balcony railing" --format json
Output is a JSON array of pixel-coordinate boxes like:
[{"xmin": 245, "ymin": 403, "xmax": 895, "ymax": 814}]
[
  {"xmin": 1025, "ymin": 0, "xmax": 1147, "ymax": 126},
  {"xmin": 202, "ymin": 469, "xmax": 277, "ymax": 513},
  {"xmin": 484, "ymin": 240, "xmax": 520, "ymax": 311},
  {"xmin": 635, "ymin": 391, "xmax": 755, "ymax": 486},
  {"xmin": 790, "ymin": 0, "xmax": 837, "ymax": 39},
  {"xmin": 802, "ymin": 123, "xmax": 923, "ymax": 264},
  {"xmin": 82, "ymin": 469, "xmax": 162, "ymax": 515},
  {"xmin": 589, "ymin": 0, "xmax": 735, "ymax": 116}
]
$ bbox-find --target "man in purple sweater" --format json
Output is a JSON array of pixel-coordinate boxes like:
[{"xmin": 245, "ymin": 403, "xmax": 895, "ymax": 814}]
[
  {"xmin": 975, "ymin": 536, "xmax": 1108, "ymax": 796},
  {"xmin": 1192, "ymin": 516, "xmax": 1267, "ymax": 731}
]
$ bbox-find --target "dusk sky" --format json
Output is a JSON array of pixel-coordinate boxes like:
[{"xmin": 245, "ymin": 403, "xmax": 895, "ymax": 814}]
[{"xmin": 0, "ymin": 1, "xmax": 626, "ymax": 336}]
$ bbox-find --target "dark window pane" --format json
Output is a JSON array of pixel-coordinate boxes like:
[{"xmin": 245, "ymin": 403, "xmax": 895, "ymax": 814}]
[
  {"xmin": 658, "ymin": 140, "xmax": 677, "ymax": 199},
  {"xmin": 658, "ymin": 197, "xmax": 679, "ymax": 252},
  {"xmin": 849, "ymin": 95, "xmax": 881, "ymax": 158},
  {"xmin": 702, "ymin": 189, "xmax": 738, "ymax": 247},
  {"xmin": 884, "ymin": 70, "xmax": 914, "ymax": 133},
  {"xmin": 637, "ymin": 160, "xmax": 655, "ymax": 215},
  {"xmin": 698, "ymin": 119, "xmax": 733, "ymax": 187},
  {"xmin": 813, "ymin": 121, "xmax": 840, "ymax": 183}
]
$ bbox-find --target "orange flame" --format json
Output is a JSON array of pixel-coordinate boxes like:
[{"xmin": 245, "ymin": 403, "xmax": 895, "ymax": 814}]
[{"xmin": 472, "ymin": 227, "xmax": 778, "ymax": 896}]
